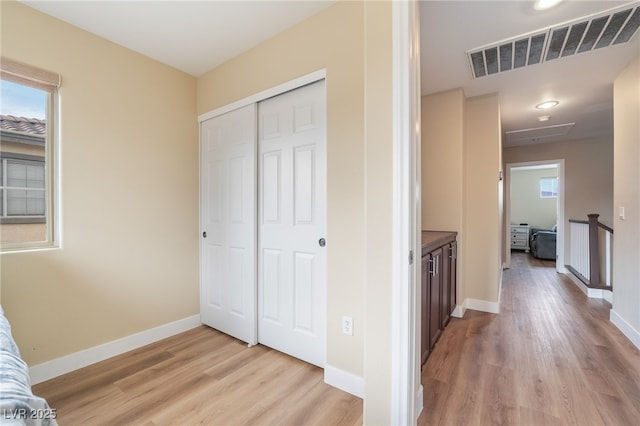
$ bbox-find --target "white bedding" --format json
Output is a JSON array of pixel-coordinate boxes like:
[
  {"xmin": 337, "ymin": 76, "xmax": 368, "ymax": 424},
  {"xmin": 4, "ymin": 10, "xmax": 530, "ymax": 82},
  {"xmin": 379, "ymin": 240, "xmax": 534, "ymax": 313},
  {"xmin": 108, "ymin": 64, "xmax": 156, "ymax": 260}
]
[{"xmin": 0, "ymin": 306, "xmax": 57, "ymax": 426}]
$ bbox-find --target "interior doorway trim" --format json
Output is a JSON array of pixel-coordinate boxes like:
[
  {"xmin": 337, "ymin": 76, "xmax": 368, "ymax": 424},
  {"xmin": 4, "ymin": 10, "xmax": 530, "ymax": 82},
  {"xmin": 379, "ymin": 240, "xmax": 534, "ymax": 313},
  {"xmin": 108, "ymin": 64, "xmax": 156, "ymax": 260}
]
[
  {"xmin": 198, "ymin": 69, "xmax": 326, "ymax": 123},
  {"xmin": 391, "ymin": 0, "xmax": 422, "ymax": 423},
  {"xmin": 505, "ymin": 159, "xmax": 565, "ymax": 273}
]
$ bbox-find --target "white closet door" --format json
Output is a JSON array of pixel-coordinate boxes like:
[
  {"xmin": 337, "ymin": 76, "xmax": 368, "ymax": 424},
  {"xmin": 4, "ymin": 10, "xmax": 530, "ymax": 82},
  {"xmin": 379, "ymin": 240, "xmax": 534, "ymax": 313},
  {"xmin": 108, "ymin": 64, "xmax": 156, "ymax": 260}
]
[
  {"xmin": 258, "ymin": 80, "xmax": 326, "ymax": 367},
  {"xmin": 200, "ymin": 104, "xmax": 257, "ymax": 345}
]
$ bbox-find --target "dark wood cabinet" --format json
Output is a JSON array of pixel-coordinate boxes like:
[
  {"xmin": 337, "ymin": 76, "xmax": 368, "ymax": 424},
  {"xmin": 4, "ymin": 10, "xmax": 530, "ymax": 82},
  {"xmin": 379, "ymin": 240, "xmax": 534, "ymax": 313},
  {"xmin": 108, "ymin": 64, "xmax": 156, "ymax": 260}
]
[
  {"xmin": 448, "ymin": 241, "xmax": 457, "ymax": 321},
  {"xmin": 440, "ymin": 241, "xmax": 457, "ymax": 329},
  {"xmin": 428, "ymin": 247, "xmax": 442, "ymax": 349},
  {"xmin": 421, "ymin": 254, "xmax": 430, "ymax": 364},
  {"xmin": 421, "ymin": 231, "xmax": 457, "ymax": 366}
]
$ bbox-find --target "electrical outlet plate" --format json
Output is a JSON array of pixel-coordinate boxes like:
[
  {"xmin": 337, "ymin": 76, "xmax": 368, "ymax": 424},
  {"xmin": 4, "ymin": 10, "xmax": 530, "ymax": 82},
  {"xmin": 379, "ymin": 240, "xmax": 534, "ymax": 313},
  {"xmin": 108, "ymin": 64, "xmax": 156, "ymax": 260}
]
[{"xmin": 342, "ymin": 316, "xmax": 353, "ymax": 336}]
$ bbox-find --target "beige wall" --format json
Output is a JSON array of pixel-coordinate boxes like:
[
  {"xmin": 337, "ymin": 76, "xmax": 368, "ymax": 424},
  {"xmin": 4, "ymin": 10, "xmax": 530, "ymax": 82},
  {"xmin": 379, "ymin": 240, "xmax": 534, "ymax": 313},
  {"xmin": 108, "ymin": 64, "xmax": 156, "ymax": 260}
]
[
  {"xmin": 1, "ymin": 224, "xmax": 46, "ymax": 245},
  {"xmin": 612, "ymin": 57, "xmax": 640, "ymax": 334},
  {"xmin": 362, "ymin": 1, "xmax": 393, "ymax": 422},
  {"xmin": 198, "ymin": 2, "xmax": 402, "ymax": 420},
  {"xmin": 198, "ymin": 0, "xmax": 366, "ymax": 380},
  {"xmin": 503, "ymin": 137, "xmax": 613, "ymax": 264},
  {"xmin": 421, "ymin": 89, "xmax": 464, "ymax": 233},
  {"xmin": 421, "ymin": 90, "xmax": 503, "ymax": 309},
  {"xmin": 510, "ymin": 168, "xmax": 558, "ymax": 230},
  {"xmin": 421, "ymin": 89, "xmax": 466, "ymax": 315},
  {"xmin": 463, "ymin": 94, "xmax": 503, "ymax": 303},
  {"xmin": 0, "ymin": 1, "xmax": 199, "ymax": 365},
  {"xmin": 1, "ymin": 141, "xmax": 45, "ymax": 157}
]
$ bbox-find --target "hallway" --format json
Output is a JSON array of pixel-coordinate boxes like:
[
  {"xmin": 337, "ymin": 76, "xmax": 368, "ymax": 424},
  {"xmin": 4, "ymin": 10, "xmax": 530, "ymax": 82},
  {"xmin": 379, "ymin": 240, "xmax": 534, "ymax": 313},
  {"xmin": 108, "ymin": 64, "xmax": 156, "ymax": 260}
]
[{"xmin": 418, "ymin": 252, "xmax": 640, "ymax": 425}]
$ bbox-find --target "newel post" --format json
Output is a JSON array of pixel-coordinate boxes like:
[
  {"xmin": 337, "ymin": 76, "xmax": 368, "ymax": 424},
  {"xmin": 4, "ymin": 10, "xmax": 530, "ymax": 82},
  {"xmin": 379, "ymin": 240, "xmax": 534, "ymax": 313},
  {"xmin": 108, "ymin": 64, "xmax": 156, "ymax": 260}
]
[{"xmin": 588, "ymin": 213, "xmax": 600, "ymax": 285}]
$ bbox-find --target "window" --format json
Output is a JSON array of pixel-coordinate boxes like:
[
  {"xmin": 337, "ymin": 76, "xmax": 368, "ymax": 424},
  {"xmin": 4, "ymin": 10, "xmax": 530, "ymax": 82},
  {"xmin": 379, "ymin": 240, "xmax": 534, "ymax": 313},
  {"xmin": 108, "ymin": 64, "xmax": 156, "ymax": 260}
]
[
  {"xmin": 2, "ymin": 158, "xmax": 46, "ymax": 219},
  {"xmin": 1, "ymin": 58, "xmax": 59, "ymax": 250},
  {"xmin": 540, "ymin": 177, "xmax": 558, "ymax": 198}
]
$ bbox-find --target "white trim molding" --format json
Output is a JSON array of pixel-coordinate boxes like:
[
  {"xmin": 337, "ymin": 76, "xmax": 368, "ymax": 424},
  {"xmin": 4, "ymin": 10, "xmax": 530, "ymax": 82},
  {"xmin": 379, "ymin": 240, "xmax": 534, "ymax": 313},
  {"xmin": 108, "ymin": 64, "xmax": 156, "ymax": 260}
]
[
  {"xmin": 198, "ymin": 69, "xmax": 326, "ymax": 123},
  {"xmin": 564, "ymin": 271, "xmax": 613, "ymax": 301},
  {"xmin": 390, "ymin": 0, "xmax": 421, "ymax": 424},
  {"xmin": 463, "ymin": 298, "xmax": 501, "ymax": 314},
  {"xmin": 451, "ymin": 304, "xmax": 466, "ymax": 318},
  {"xmin": 610, "ymin": 309, "xmax": 640, "ymax": 350},
  {"xmin": 505, "ymin": 159, "xmax": 565, "ymax": 272},
  {"xmin": 415, "ymin": 384, "xmax": 424, "ymax": 420},
  {"xmin": 29, "ymin": 315, "xmax": 201, "ymax": 385},
  {"xmin": 324, "ymin": 364, "xmax": 364, "ymax": 399}
]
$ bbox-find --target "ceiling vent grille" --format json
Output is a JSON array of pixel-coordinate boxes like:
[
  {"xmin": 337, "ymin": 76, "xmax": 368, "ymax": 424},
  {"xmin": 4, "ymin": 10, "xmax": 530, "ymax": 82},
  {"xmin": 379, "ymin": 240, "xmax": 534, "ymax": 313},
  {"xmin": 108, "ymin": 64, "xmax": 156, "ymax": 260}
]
[
  {"xmin": 467, "ymin": 3, "xmax": 640, "ymax": 79},
  {"xmin": 505, "ymin": 123, "xmax": 576, "ymax": 145}
]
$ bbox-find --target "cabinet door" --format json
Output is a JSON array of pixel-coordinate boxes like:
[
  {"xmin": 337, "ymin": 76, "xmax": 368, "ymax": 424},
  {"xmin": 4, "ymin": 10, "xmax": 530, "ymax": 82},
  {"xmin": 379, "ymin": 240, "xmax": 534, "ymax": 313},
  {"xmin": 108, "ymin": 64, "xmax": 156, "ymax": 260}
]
[
  {"xmin": 429, "ymin": 248, "xmax": 443, "ymax": 349},
  {"xmin": 421, "ymin": 253, "xmax": 431, "ymax": 365}
]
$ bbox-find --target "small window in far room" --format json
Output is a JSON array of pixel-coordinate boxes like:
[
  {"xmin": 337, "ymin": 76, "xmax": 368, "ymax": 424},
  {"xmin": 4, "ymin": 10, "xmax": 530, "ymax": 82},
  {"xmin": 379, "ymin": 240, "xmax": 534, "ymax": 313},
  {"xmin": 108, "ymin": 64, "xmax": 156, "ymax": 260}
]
[
  {"xmin": 540, "ymin": 177, "xmax": 558, "ymax": 198},
  {"xmin": 0, "ymin": 58, "xmax": 60, "ymax": 251}
]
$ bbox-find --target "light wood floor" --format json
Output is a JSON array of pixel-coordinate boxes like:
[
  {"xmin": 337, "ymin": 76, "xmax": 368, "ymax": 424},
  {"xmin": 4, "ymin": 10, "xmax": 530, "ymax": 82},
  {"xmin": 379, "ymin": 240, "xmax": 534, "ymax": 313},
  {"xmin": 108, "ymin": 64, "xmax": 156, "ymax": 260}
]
[
  {"xmin": 418, "ymin": 252, "xmax": 640, "ymax": 425},
  {"xmin": 33, "ymin": 328, "xmax": 362, "ymax": 425},
  {"xmin": 34, "ymin": 252, "xmax": 640, "ymax": 425}
]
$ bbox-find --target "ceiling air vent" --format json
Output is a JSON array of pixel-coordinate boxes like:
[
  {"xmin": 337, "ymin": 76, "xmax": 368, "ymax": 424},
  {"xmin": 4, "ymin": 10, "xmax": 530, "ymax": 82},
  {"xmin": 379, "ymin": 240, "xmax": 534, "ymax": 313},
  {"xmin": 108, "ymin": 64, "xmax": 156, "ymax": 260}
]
[
  {"xmin": 467, "ymin": 3, "xmax": 640, "ymax": 79},
  {"xmin": 505, "ymin": 123, "xmax": 576, "ymax": 146}
]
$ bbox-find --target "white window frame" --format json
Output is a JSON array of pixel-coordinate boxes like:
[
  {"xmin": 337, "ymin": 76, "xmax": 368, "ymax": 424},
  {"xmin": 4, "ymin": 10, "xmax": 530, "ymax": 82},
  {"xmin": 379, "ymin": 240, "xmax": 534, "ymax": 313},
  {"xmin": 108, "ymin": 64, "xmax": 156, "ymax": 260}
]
[
  {"xmin": 540, "ymin": 177, "xmax": 558, "ymax": 198},
  {"xmin": 1, "ymin": 58, "xmax": 60, "ymax": 252}
]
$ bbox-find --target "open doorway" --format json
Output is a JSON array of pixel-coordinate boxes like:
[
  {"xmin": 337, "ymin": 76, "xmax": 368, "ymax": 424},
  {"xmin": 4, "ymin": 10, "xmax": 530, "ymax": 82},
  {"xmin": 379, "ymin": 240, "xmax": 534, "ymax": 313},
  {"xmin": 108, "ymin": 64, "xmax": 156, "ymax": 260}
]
[{"xmin": 505, "ymin": 160, "xmax": 565, "ymax": 273}]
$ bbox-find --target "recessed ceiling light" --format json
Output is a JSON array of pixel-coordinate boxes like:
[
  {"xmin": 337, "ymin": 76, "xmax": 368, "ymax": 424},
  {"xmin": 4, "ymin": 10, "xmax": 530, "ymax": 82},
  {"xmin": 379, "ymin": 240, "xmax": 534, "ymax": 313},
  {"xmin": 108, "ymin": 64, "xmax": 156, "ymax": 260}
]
[
  {"xmin": 536, "ymin": 101, "xmax": 559, "ymax": 110},
  {"xmin": 534, "ymin": 0, "xmax": 563, "ymax": 11},
  {"xmin": 538, "ymin": 115, "xmax": 551, "ymax": 122}
]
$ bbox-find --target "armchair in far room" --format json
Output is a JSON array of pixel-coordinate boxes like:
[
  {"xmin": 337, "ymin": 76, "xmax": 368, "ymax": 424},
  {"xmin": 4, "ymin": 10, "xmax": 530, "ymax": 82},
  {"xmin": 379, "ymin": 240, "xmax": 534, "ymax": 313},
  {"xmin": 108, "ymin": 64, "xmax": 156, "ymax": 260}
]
[{"xmin": 530, "ymin": 224, "xmax": 557, "ymax": 260}]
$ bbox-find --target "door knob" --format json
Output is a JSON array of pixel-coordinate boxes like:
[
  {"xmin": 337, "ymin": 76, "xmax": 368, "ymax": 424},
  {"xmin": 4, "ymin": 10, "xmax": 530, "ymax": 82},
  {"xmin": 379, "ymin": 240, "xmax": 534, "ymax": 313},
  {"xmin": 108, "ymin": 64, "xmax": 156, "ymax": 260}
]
[
  {"xmin": 319, "ymin": 238, "xmax": 326, "ymax": 247},
  {"xmin": 202, "ymin": 231, "xmax": 207, "ymax": 238}
]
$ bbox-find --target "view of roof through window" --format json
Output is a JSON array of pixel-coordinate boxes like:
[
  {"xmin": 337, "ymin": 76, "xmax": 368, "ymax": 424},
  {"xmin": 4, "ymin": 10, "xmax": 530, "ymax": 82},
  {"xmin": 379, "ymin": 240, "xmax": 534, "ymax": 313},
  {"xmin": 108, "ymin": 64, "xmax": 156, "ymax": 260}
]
[{"xmin": 0, "ymin": 80, "xmax": 49, "ymax": 247}]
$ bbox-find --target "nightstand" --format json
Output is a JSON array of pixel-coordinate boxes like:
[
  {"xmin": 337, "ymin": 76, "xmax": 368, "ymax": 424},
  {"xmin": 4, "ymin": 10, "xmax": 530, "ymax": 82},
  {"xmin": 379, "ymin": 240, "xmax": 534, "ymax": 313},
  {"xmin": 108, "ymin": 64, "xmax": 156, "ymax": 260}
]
[{"xmin": 511, "ymin": 225, "xmax": 530, "ymax": 252}]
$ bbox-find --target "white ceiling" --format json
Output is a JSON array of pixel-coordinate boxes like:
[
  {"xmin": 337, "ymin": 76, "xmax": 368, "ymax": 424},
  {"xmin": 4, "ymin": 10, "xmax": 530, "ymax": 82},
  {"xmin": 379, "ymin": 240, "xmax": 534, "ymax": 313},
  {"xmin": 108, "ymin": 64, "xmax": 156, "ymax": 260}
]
[
  {"xmin": 19, "ymin": 0, "xmax": 640, "ymax": 147},
  {"xmin": 20, "ymin": 0, "xmax": 336, "ymax": 77},
  {"xmin": 421, "ymin": 0, "xmax": 640, "ymax": 146}
]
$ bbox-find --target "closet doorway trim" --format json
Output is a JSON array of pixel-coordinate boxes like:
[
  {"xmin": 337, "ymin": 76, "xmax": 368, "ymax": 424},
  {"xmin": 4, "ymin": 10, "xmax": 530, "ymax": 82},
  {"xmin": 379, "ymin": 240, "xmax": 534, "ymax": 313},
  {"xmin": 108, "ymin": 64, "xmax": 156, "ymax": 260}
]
[{"xmin": 198, "ymin": 69, "xmax": 327, "ymax": 123}]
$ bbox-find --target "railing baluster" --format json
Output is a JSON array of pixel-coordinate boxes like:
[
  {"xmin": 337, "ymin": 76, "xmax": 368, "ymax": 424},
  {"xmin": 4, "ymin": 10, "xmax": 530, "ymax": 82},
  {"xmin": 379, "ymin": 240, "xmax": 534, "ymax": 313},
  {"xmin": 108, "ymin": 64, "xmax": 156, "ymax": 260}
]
[{"xmin": 588, "ymin": 214, "xmax": 600, "ymax": 286}]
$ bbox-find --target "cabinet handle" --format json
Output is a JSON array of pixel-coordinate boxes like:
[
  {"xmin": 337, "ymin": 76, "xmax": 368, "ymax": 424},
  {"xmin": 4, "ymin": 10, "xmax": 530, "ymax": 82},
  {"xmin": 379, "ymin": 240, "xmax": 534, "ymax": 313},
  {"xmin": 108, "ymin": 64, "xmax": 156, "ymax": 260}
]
[{"xmin": 431, "ymin": 255, "xmax": 439, "ymax": 276}]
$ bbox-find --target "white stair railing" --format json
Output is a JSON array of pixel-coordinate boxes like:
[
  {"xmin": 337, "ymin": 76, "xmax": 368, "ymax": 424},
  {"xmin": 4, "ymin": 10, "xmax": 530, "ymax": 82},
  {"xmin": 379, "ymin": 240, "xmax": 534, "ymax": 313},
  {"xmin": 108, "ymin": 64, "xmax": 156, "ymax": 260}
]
[
  {"xmin": 570, "ymin": 221, "xmax": 590, "ymax": 281},
  {"xmin": 569, "ymin": 214, "xmax": 613, "ymax": 288}
]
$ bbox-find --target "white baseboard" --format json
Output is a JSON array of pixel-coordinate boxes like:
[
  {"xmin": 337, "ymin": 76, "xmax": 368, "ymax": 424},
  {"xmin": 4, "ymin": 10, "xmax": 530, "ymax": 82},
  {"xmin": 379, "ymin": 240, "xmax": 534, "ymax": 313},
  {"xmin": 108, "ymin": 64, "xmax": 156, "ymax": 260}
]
[
  {"xmin": 324, "ymin": 364, "xmax": 363, "ymax": 398},
  {"xmin": 415, "ymin": 384, "xmax": 424, "ymax": 420},
  {"xmin": 587, "ymin": 288, "xmax": 613, "ymax": 301},
  {"xmin": 565, "ymin": 272, "xmax": 588, "ymax": 296},
  {"xmin": 610, "ymin": 309, "xmax": 640, "ymax": 350},
  {"xmin": 463, "ymin": 298, "xmax": 500, "ymax": 314},
  {"xmin": 564, "ymin": 272, "xmax": 613, "ymax": 301},
  {"xmin": 451, "ymin": 304, "xmax": 465, "ymax": 318},
  {"xmin": 29, "ymin": 314, "xmax": 201, "ymax": 385}
]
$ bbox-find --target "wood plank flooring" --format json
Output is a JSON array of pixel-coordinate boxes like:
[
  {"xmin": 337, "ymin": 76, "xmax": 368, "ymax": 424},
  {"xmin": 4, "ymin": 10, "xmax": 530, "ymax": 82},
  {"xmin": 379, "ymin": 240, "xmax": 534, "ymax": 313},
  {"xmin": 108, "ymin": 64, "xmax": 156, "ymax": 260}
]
[
  {"xmin": 418, "ymin": 252, "xmax": 640, "ymax": 426},
  {"xmin": 33, "ymin": 328, "xmax": 362, "ymax": 425},
  {"xmin": 33, "ymin": 251, "xmax": 640, "ymax": 425}
]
